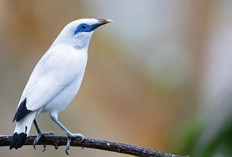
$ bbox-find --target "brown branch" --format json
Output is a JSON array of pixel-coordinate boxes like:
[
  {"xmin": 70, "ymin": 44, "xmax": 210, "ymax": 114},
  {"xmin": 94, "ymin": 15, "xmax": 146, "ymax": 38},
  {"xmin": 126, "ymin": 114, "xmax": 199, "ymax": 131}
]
[{"xmin": 0, "ymin": 135, "xmax": 188, "ymax": 157}]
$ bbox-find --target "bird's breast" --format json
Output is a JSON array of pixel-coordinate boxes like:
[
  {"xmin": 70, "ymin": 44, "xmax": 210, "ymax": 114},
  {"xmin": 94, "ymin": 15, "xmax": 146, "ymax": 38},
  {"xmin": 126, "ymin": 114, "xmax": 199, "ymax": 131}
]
[
  {"xmin": 38, "ymin": 45, "xmax": 88, "ymax": 114},
  {"xmin": 41, "ymin": 71, "xmax": 85, "ymax": 114},
  {"xmin": 48, "ymin": 45, "xmax": 88, "ymax": 78}
]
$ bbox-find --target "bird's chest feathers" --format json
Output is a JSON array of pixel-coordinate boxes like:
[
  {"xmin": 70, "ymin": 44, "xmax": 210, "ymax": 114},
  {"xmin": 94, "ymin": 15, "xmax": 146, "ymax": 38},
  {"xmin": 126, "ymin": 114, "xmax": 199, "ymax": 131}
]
[
  {"xmin": 49, "ymin": 45, "xmax": 87, "ymax": 70},
  {"xmin": 40, "ymin": 45, "xmax": 88, "ymax": 85}
]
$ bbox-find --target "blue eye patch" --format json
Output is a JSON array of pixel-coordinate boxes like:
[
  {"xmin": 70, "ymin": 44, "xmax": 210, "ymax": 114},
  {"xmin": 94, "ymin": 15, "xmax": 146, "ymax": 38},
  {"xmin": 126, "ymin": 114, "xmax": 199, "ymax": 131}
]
[{"xmin": 74, "ymin": 23, "xmax": 100, "ymax": 35}]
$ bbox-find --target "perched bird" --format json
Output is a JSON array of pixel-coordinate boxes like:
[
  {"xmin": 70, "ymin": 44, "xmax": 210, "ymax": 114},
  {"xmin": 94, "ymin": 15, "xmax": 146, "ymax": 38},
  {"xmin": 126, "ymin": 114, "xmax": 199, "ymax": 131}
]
[{"xmin": 9, "ymin": 18, "xmax": 112, "ymax": 154}]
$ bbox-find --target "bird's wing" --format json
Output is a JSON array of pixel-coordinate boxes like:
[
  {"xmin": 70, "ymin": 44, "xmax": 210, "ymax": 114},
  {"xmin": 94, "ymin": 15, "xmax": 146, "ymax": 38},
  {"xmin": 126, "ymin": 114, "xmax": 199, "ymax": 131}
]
[
  {"xmin": 19, "ymin": 45, "xmax": 83, "ymax": 111},
  {"xmin": 24, "ymin": 76, "xmax": 67, "ymax": 111}
]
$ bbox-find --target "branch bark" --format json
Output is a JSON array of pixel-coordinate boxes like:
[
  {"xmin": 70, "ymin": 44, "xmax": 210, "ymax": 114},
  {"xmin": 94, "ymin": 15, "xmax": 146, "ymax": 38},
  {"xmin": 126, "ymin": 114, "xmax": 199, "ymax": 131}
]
[{"xmin": 0, "ymin": 135, "xmax": 188, "ymax": 157}]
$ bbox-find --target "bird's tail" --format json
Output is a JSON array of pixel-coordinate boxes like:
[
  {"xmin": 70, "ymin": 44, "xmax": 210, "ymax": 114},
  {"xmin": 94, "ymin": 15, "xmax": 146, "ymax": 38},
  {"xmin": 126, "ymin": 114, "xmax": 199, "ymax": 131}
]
[{"xmin": 10, "ymin": 112, "xmax": 36, "ymax": 150}]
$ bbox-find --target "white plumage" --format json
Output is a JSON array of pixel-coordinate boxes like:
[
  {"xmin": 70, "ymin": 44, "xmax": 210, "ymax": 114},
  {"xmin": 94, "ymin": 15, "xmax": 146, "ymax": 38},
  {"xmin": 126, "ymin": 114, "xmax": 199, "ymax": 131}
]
[{"xmin": 10, "ymin": 18, "xmax": 112, "ymax": 153}]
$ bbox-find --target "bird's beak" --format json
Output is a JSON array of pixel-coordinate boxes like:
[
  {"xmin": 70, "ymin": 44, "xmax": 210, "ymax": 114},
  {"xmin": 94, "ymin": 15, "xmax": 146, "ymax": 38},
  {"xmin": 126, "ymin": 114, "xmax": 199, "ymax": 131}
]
[{"xmin": 98, "ymin": 19, "xmax": 113, "ymax": 26}]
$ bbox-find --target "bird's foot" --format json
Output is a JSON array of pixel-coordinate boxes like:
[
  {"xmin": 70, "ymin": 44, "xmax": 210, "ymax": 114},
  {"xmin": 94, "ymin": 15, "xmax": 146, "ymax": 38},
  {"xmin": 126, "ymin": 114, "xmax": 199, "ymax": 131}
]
[
  {"xmin": 65, "ymin": 133, "xmax": 85, "ymax": 155},
  {"xmin": 33, "ymin": 131, "xmax": 55, "ymax": 151}
]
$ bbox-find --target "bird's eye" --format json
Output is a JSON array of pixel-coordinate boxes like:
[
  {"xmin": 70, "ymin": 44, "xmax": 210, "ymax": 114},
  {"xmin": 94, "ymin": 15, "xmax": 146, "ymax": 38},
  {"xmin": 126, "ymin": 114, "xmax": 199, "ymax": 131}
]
[{"xmin": 82, "ymin": 24, "xmax": 87, "ymax": 29}]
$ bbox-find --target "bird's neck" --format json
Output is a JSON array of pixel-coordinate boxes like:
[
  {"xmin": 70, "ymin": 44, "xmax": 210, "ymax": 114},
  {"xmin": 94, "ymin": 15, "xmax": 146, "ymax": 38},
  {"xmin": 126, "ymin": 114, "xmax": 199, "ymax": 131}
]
[{"xmin": 51, "ymin": 37, "xmax": 91, "ymax": 51}]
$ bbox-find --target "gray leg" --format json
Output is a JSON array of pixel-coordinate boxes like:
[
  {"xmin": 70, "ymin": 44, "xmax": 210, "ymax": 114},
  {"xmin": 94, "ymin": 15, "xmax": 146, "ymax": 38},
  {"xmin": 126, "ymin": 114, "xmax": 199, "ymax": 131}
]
[
  {"xmin": 34, "ymin": 120, "xmax": 43, "ymax": 134},
  {"xmin": 50, "ymin": 115, "xmax": 84, "ymax": 155},
  {"xmin": 33, "ymin": 119, "xmax": 55, "ymax": 151}
]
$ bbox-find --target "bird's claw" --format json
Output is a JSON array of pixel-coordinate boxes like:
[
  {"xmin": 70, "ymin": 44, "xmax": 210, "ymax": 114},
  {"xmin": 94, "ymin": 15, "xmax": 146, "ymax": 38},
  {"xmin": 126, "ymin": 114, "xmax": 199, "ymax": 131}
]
[
  {"xmin": 65, "ymin": 137, "xmax": 71, "ymax": 155},
  {"xmin": 42, "ymin": 144, "xmax": 46, "ymax": 152},
  {"xmin": 65, "ymin": 133, "xmax": 85, "ymax": 155},
  {"xmin": 33, "ymin": 134, "xmax": 41, "ymax": 150},
  {"xmin": 33, "ymin": 131, "xmax": 55, "ymax": 150}
]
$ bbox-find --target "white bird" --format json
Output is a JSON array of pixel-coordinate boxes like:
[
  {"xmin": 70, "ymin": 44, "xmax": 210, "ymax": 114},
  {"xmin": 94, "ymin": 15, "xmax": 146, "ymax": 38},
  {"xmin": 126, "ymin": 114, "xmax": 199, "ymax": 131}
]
[{"xmin": 9, "ymin": 18, "xmax": 112, "ymax": 154}]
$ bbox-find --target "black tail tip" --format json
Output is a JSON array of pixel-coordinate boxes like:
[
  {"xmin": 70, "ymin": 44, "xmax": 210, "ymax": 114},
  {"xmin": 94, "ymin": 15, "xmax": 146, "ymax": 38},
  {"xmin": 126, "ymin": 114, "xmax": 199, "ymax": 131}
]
[{"xmin": 9, "ymin": 132, "xmax": 27, "ymax": 150}]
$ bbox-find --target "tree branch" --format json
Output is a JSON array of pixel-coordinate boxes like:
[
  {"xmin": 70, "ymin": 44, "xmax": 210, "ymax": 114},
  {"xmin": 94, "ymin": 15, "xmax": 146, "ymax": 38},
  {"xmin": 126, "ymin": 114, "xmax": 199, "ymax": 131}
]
[{"xmin": 0, "ymin": 135, "xmax": 188, "ymax": 157}]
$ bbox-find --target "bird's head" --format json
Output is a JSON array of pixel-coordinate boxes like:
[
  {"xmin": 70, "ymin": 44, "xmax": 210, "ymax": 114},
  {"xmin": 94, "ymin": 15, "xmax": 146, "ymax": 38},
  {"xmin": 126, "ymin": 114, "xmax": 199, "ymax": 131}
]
[{"xmin": 52, "ymin": 18, "xmax": 113, "ymax": 49}]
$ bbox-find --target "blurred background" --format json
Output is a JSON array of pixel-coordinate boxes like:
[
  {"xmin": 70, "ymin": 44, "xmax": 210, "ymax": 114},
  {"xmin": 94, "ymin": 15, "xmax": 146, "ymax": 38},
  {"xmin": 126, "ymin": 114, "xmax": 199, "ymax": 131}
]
[{"xmin": 0, "ymin": 0, "xmax": 232, "ymax": 157}]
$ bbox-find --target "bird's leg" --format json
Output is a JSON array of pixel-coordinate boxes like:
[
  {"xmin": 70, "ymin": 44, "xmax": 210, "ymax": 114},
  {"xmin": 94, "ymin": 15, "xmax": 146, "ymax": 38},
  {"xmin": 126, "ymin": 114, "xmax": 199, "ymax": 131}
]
[
  {"xmin": 50, "ymin": 115, "xmax": 84, "ymax": 155},
  {"xmin": 33, "ymin": 119, "xmax": 55, "ymax": 151}
]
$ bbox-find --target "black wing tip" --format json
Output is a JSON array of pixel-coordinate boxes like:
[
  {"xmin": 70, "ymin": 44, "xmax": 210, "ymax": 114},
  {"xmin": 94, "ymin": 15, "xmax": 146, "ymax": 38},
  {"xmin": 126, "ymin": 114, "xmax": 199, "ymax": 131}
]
[
  {"xmin": 9, "ymin": 132, "xmax": 27, "ymax": 150},
  {"xmin": 13, "ymin": 98, "xmax": 31, "ymax": 122}
]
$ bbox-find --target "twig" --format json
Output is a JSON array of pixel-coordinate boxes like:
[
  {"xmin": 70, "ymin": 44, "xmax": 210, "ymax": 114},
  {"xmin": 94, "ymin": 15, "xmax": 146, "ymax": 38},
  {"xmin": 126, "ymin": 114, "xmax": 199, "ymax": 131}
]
[{"xmin": 0, "ymin": 135, "xmax": 188, "ymax": 157}]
